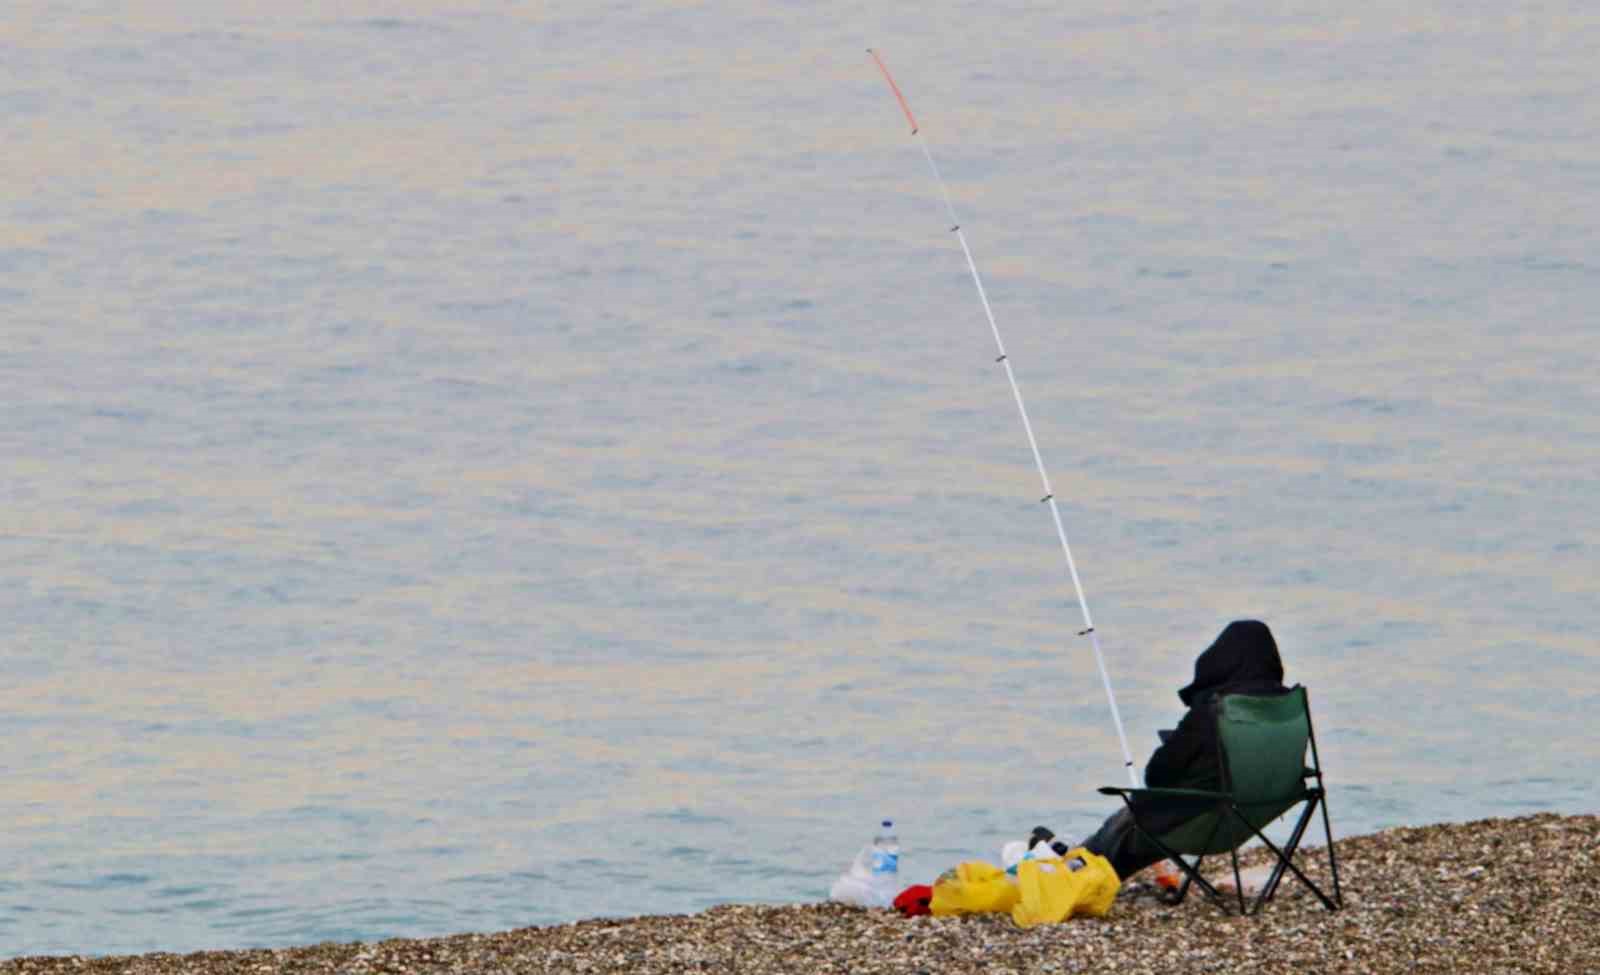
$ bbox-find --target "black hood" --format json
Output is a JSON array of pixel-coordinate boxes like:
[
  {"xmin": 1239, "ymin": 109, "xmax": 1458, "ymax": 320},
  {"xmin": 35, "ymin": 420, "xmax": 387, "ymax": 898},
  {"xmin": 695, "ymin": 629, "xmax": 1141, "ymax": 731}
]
[{"xmin": 1177, "ymin": 620, "xmax": 1284, "ymax": 706}]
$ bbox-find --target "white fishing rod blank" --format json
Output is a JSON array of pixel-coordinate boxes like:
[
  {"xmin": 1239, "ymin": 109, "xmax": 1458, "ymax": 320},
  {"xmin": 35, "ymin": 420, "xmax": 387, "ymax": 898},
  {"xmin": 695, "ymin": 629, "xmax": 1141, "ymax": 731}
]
[{"xmin": 868, "ymin": 49, "xmax": 1139, "ymax": 788}]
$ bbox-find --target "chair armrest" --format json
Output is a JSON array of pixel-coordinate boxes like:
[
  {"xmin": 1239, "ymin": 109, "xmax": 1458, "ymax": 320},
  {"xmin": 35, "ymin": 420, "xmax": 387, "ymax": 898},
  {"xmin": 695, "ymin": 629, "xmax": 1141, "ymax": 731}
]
[{"xmin": 1097, "ymin": 786, "xmax": 1230, "ymax": 801}]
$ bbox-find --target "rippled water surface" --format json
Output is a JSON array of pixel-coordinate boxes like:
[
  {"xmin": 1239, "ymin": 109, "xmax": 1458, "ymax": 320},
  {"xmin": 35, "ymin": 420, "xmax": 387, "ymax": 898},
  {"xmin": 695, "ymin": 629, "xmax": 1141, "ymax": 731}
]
[{"xmin": 4, "ymin": 0, "xmax": 1597, "ymax": 958}]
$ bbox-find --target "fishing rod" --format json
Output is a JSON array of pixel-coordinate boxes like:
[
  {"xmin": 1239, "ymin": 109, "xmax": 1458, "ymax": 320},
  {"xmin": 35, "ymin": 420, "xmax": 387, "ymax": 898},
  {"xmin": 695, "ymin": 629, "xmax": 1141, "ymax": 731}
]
[{"xmin": 868, "ymin": 49, "xmax": 1139, "ymax": 789}]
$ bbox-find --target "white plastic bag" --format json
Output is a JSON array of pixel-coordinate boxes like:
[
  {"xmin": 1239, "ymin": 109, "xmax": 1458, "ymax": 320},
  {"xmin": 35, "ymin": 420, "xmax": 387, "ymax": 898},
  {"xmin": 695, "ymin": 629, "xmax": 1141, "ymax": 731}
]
[{"xmin": 829, "ymin": 845, "xmax": 897, "ymax": 908}]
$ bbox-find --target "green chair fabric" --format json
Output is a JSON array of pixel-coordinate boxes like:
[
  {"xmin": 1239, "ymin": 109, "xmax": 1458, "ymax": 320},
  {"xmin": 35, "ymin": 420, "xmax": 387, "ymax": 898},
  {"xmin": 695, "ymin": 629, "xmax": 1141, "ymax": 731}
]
[{"xmin": 1098, "ymin": 685, "xmax": 1343, "ymax": 915}]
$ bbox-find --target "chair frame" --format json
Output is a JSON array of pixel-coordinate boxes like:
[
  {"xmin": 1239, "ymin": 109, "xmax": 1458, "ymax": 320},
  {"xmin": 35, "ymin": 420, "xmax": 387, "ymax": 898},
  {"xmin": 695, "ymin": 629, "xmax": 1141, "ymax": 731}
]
[{"xmin": 1098, "ymin": 686, "xmax": 1343, "ymax": 916}]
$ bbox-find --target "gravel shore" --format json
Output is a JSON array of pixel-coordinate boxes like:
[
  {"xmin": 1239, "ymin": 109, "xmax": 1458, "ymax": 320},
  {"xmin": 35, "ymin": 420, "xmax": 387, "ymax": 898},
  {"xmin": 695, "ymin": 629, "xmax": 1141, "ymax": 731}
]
[{"xmin": 6, "ymin": 813, "xmax": 1596, "ymax": 974}]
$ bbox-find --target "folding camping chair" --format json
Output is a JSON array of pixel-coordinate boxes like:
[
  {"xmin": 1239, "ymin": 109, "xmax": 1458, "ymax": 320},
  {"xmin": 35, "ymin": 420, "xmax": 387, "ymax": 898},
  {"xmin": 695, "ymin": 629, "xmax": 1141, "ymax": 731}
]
[{"xmin": 1098, "ymin": 685, "xmax": 1343, "ymax": 915}]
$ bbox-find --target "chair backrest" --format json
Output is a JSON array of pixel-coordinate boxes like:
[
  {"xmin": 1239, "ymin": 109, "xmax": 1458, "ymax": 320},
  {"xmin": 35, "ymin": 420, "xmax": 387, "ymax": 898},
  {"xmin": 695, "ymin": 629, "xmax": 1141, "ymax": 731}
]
[
  {"xmin": 1217, "ymin": 686, "xmax": 1311, "ymax": 813},
  {"xmin": 1153, "ymin": 686, "xmax": 1312, "ymax": 855}
]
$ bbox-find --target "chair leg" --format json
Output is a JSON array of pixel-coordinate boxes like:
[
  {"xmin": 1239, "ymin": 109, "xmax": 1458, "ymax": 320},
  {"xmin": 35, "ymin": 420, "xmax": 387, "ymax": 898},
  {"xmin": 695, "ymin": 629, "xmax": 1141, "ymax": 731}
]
[
  {"xmin": 1230, "ymin": 803, "xmax": 1339, "ymax": 912},
  {"xmin": 1155, "ymin": 828, "xmax": 1232, "ymax": 912},
  {"xmin": 1113, "ymin": 795, "xmax": 1230, "ymax": 910},
  {"xmin": 1318, "ymin": 788, "xmax": 1343, "ymax": 908},
  {"xmin": 1255, "ymin": 797, "xmax": 1315, "ymax": 907},
  {"xmin": 1252, "ymin": 799, "xmax": 1314, "ymax": 912},
  {"xmin": 1304, "ymin": 688, "xmax": 1343, "ymax": 908},
  {"xmin": 1170, "ymin": 855, "xmax": 1199, "ymax": 906},
  {"xmin": 1229, "ymin": 843, "xmax": 1247, "ymax": 916},
  {"xmin": 1159, "ymin": 849, "xmax": 1228, "ymax": 908}
]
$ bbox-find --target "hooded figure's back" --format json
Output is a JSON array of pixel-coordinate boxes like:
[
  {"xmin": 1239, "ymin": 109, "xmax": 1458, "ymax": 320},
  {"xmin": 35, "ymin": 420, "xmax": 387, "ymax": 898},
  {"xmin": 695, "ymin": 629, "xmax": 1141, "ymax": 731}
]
[
  {"xmin": 1142, "ymin": 620, "xmax": 1290, "ymax": 801},
  {"xmin": 1177, "ymin": 619, "xmax": 1286, "ymax": 708}
]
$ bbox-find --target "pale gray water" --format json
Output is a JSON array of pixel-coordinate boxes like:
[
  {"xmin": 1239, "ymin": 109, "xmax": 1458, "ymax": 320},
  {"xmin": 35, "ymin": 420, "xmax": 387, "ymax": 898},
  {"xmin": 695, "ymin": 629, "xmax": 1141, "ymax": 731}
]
[{"xmin": 3, "ymin": 0, "xmax": 1597, "ymax": 958}]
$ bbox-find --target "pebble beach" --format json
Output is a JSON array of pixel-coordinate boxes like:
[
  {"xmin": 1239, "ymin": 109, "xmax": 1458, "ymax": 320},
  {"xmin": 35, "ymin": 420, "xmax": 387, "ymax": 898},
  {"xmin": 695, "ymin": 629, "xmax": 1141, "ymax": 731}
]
[{"xmin": 6, "ymin": 813, "xmax": 1595, "ymax": 974}]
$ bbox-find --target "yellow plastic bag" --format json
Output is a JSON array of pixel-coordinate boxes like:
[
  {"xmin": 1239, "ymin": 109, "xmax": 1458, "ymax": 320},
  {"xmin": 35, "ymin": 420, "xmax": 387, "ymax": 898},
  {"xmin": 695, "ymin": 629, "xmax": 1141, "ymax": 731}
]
[
  {"xmin": 1010, "ymin": 848, "xmax": 1120, "ymax": 927},
  {"xmin": 929, "ymin": 860, "xmax": 1020, "ymax": 916}
]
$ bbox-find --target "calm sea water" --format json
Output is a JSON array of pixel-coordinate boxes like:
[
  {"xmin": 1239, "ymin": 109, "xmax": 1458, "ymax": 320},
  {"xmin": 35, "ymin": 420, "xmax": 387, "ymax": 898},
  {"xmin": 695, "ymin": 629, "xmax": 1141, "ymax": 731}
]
[{"xmin": 3, "ymin": 0, "xmax": 1597, "ymax": 958}]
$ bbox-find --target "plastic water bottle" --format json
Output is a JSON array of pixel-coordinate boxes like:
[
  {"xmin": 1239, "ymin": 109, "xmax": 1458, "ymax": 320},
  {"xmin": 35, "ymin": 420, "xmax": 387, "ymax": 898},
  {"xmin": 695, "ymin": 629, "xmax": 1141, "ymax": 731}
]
[
  {"xmin": 829, "ymin": 819, "xmax": 900, "ymax": 908},
  {"xmin": 869, "ymin": 819, "xmax": 900, "ymax": 885}
]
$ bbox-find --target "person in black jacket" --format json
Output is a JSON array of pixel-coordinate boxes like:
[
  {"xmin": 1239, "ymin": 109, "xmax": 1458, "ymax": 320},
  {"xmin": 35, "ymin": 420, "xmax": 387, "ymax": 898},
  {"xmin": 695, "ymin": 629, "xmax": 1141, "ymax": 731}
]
[{"xmin": 1063, "ymin": 620, "xmax": 1291, "ymax": 879}]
